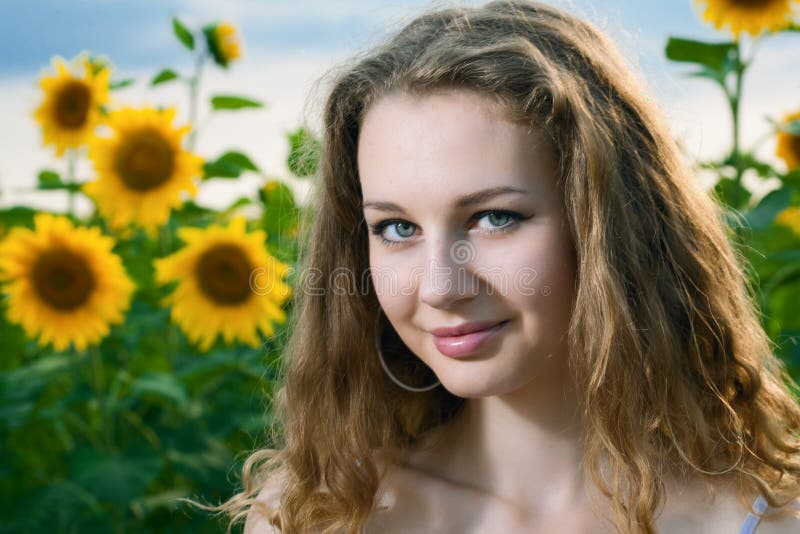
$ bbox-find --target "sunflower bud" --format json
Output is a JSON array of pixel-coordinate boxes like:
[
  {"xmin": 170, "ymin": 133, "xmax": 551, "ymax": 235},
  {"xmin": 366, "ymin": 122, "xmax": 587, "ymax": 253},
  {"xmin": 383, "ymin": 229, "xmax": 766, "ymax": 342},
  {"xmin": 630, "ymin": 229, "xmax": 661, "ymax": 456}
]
[{"xmin": 203, "ymin": 22, "xmax": 242, "ymax": 68}]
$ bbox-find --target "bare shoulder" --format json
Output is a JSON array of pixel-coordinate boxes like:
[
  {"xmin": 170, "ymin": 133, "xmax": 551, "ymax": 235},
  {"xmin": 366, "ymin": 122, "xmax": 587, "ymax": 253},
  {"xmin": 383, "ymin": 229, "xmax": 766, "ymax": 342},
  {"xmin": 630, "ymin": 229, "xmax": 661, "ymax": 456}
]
[
  {"xmin": 655, "ymin": 476, "xmax": 800, "ymax": 534},
  {"xmin": 362, "ymin": 455, "xmax": 458, "ymax": 533},
  {"xmin": 243, "ymin": 473, "xmax": 287, "ymax": 534},
  {"xmin": 755, "ymin": 496, "xmax": 800, "ymax": 534}
]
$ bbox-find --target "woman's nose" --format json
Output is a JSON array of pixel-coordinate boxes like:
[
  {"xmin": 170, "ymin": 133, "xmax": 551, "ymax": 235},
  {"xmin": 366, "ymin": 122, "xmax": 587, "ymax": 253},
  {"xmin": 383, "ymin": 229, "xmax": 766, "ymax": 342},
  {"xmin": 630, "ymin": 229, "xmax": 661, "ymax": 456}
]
[{"xmin": 417, "ymin": 237, "xmax": 479, "ymax": 309}]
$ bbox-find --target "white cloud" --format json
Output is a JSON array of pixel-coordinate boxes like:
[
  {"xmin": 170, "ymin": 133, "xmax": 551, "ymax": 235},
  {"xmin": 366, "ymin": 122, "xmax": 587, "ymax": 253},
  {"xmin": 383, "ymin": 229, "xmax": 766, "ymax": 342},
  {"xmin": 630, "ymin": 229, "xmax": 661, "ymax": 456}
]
[
  {"xmin": 2, "ymin": 5, "xmax": 796, "ymax": 215},
  {"xmin": 0, "ymin": 49, "xmax": 348, "ymax": 214}
]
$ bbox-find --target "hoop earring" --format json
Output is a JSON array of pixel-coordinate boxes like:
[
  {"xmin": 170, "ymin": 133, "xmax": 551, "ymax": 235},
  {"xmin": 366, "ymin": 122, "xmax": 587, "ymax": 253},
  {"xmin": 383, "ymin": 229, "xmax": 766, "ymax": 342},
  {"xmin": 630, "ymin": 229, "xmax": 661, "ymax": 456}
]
[{"xmin": 375, "ymin": 323, "xmax": 441, "ymax": 393}]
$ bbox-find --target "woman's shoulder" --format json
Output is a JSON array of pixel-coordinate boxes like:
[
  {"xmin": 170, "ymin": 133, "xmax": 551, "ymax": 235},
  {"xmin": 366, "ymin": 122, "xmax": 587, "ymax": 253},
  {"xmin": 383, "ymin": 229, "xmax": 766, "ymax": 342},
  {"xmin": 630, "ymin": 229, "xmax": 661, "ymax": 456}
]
[
  {"xmin": 244, "ymin": 472, "xmax": 287, "ymax": 534},
  {"xmin": 659, "ymin": 475, "xmax": 800, "ymax": 534},
  {"xmin": 748, "ymin": 495, "xmax": 800, "ymax": 534},
  {"xmin": 242, "ymin": 456, "xmax": 417, "ymax": 534}
]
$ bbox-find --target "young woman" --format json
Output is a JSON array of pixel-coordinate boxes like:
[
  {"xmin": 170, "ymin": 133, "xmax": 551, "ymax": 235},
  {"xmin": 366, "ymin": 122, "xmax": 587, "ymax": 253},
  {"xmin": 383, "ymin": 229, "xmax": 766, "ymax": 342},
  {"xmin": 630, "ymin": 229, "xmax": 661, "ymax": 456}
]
[{"xmin": 214, "ymin": 1, "xmax": 800, "ymax": 532}]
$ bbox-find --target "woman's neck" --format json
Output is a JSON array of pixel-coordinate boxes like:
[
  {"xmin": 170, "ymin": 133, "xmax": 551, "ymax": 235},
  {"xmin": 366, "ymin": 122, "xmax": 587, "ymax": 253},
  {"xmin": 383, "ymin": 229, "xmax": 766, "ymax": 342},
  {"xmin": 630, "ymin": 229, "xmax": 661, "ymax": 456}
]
[{"xmin": 406, "ymin": 351, "xmax": 590, "ymax": 517}]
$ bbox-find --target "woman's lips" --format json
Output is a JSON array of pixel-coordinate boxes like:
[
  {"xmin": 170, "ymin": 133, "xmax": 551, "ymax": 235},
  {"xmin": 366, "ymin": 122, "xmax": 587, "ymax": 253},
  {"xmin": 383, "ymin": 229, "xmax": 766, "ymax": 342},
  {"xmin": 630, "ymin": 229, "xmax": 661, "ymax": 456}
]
[{"xmin": 431, "ymin": 320, "xmax": 509, "ymax": 358}]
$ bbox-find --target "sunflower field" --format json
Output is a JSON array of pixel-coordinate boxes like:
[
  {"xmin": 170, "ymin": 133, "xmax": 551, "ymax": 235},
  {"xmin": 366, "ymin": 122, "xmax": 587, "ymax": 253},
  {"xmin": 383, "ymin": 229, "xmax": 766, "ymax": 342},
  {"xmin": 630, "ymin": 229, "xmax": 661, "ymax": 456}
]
[
  {"xmin": 1, "ymin": 18, "xmax": 307, "ymax": 533},
  {"xmin": 0, "ymin": 3, "xmax": 799, "ymax": 533}
]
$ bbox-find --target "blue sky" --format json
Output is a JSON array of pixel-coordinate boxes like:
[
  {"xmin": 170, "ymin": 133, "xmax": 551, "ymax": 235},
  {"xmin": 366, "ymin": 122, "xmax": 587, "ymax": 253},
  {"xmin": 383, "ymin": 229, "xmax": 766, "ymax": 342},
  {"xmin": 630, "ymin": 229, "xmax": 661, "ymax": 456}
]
[
  {"xmin": 2, "ymin": 0, "xmax": 713, "ymax": 76},
  {"xmin": 1, "ymin": 0, "xmax": 797, "ymax": 212}
]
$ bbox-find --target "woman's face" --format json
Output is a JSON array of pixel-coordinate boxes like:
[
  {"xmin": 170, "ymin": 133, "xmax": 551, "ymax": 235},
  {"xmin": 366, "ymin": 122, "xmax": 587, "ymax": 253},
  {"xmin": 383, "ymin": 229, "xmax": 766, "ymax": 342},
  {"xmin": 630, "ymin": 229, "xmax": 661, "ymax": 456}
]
[{"xmin": 358, "ymin": 89, "xmax": 577, "ymax": 398}]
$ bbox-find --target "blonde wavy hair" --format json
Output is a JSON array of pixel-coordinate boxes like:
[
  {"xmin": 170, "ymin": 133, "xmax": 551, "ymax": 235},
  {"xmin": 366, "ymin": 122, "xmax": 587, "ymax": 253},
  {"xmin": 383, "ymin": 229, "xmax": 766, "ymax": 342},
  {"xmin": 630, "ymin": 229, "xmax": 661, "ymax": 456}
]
[{"xmin": 200, "ymin": 1, "xmax": 800, "ymax": 532}]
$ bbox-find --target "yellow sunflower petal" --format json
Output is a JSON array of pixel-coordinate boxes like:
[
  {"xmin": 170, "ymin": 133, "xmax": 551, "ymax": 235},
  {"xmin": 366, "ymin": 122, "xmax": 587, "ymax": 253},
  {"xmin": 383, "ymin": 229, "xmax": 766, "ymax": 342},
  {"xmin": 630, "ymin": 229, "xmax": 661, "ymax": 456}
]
[
  {"xmin": 693, "ymin": 0, "xmax": 797, "ymax": 38},
  {"xmin": 84, "ymin": 106, "xmax": 203, "ymax": 231},
  {"xmin": 776, "ymin": 110, "xmax": 800, "ymax": 171},
  {"xmin": 33, "ymin": 54, "xmax": 111, "ymax": 157},
  {"xmin": 0, "ymin": 215, "xmax": 135, "ymax": 351},
  {"xmin": 776, "ymin": 206, "xmax": 800, "ymax": 234},
  {"xmin": 154, "ymin": 218, "xmax": 292, "ymax": 351}
]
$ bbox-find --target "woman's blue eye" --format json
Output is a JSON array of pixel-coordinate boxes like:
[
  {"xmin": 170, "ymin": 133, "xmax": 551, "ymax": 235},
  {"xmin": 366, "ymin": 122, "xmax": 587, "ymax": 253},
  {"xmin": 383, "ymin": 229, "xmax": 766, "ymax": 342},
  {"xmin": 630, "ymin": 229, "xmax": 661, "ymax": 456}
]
[
  {"xmin": 368, "ymin": 210, "xmax": 526, "ymax": 247},
  {"xmin": 480, "ymin": 212, "xmax": 511, "ymax": 228}
]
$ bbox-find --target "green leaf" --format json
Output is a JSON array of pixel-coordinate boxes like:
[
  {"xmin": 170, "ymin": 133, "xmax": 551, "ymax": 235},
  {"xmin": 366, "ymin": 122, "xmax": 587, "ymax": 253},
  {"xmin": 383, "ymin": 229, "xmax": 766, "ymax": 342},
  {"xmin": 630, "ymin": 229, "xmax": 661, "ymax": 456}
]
[
  {"xmin": 202, "ymin": 151, "xmax": 260, "ymax": 179},
  {"xmin": 36, "ymin": 170, "xmax": 82, "ymax": 192},
  {"xmin": 665, "ymin": 37, "xmax": 735, "ymax": 74},
  {"xmin": 210, "ymin": 95, "xmax": 264, "ymax": 111},
  {"xmin": 225, "ymin": 196, "xmax": 254, "ymax": 211},
  {"xmin": 0, "ymin": 354, "xmax": 74, "ymax": 427},
  {"xmin": 109, "ymin": 78, "xmax": 134, "ymax": 90},
  {"xmin": 745, "ymin": 187, "xmax": 794, "ymax": 231},
  {"xmin": 151, "ymin": 69, "xmax": 179, "ymax": 86},
  {"xmin": 686, "ymin": 65, "xmax": 726, "ymax": 85},
  {"xmin": 0, "ymin": 205, "xmax": 37, "ymax": 229},
  {"xmin": 713, "ymin": 177, "xmax": 752, "ymax": 211},
  {"xmin": 738, "ymin": 153, "xmax": 778, "ymax": 179},
  {"xmin": 38, "ymin": 169, "xmax": 61, "ymax": 188},
  {"xmin": 215, "ymin": 150, "xmax": 259, "ymax": 172},
  {"xmin": 287, "ymin": 126, "xmax": 320, "ymax": 177},
  {"xmin": 782, "ymin": 169, "xmax": 800, "ymax": 188},
  {"xmin": 260, "ymin": 180, "xmax": 300, "ymax": 241},
  {"xmin": 172, "ymin": 199, "xmax": 216, "ymax": 225},
  {"xmin": 172, "ymin": 17, "xmax": 195, "ymax": 50},
  {"xmin": 202, "ymin": 160, "xmax": 239, "ymax": 179},
  {"xmin": 129, "ymin": 372, "xmax": 189, "ymax": 407},
  {"xmin": 72, "ymin": 450, "xmax": 162, "ymax": 508}
]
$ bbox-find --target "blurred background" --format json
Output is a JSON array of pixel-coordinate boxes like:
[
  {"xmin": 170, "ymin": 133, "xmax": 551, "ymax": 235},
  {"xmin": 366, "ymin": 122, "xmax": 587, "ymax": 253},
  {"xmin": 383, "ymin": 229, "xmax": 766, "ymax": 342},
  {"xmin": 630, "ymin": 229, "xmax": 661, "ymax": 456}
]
[
  {"xmin": 1, "ymin": 0, "xmax": 797, "ymax": 212},
  {"xmin": 1, "ymin": 1, "xmax": 798, "ymax": 533}
]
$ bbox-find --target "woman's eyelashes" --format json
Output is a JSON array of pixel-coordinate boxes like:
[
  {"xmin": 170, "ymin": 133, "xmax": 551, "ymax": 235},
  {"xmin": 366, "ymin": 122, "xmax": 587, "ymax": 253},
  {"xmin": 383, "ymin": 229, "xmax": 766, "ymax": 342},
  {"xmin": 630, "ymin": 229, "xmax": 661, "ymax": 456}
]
[{"xmin": 367, "ymin": 209, "xmax": 530, "ymax": 247}]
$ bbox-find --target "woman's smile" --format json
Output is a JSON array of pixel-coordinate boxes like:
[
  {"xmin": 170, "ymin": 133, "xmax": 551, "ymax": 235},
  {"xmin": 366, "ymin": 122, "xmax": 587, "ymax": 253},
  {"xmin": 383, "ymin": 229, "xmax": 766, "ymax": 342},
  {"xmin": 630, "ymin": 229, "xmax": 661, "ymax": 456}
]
[{"xmin": 431, "ymin": 319, "xmax": 511, "ymax": 358}]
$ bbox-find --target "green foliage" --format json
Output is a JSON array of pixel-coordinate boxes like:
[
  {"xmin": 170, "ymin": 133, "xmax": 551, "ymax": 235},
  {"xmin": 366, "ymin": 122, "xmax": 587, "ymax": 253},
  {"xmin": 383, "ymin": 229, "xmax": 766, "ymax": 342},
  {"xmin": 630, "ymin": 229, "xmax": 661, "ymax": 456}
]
[
  {"xmin": 151, "ymin": 69, "xmax": 180, "ymax": 86},
  {"xmin": 110, "ymin": 79, "xmax": 135, "ymax": 90},
  {"xmin": 203, "ymin": 151, "xmax": 260, "ymax": 180},
  {"xmin": 286, "ymin": 126, "xmax": 320, "ymax": 177},
  {"xmin": 210, "ymin": 95, "xmax": 264, "ymax": 111},
  {"xmin": 172, "ymin": 17, "xmax": 195, "ymax": 51},
  {"xmin": 665, "ymin": 37, "xmax": 737, "ymax": 85},
  {"xmin": 665, "ymin": 26, "xmax": 800, "ymax": 380},
  {"xmin": 37, "ymin": 169, "xmax": 82, "ymax": 192}
]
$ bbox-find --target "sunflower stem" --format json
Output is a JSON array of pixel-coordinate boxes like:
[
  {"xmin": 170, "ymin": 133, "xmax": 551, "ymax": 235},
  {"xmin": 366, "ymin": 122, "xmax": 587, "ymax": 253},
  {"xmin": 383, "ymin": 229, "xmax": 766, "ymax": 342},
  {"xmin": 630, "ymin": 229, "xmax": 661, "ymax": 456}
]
[
  {"xmin": 727, "ymin": 40, "xmax": 746, "ymax": 226},
  {"xmin": 187, "ymin": 48, "xmax": 206, "ymax": 151},
  {"xmin": 89, "ymin": 345, "xmax": 114, "ymax": 453},
  {"xmin": 66, "ymin": 148, "xmax": 77, "ymax": 216}
]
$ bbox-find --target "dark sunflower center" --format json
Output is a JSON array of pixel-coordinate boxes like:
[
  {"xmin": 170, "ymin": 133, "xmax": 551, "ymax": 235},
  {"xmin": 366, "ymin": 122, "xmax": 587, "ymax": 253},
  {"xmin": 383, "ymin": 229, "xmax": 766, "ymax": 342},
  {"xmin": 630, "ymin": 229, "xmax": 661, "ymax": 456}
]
[
  {"xmin": 195, "ymin": 244, "xmax": 253, "ymax": 305},
  {"xmin": 790, "ymin": 132, "xmax": 800, "ymax": 161},
  {"xmin": 55, "ymin": 81, "xmax": 91, "ymax": 129},
  {"xmin": 115, "ymin": 129, "xmax": 175, "ymax": 191},
  {"xmin": 32, "ymin": 248, "xmax": 95, "ymax": 310}
]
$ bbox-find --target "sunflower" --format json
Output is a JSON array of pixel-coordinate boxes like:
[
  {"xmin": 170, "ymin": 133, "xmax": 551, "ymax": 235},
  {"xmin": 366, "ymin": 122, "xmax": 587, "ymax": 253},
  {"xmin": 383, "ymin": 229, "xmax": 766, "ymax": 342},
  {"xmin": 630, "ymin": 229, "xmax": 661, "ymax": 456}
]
[
  {"xmin": 694, "ymin": 0, "xmax": 798, "ymax": 38},
  {"xmin": 0, "ymin": 213, "xmax": 134, "ymax": 351},
  {"xmin": 33, "ymin": 54, "xmax": 111, "ymax": 157},
  {"xmin": 83, "ymin": 106, "xmax": 203, "ymax": 231},
  {"xmin": 776, "ymin": 110, "xmax": 800, "ymax": 171},
  {"xmin": 154, "ymin": 217, "xmax": 292, "ymax": 351},
  {"xmin": 203, "ymin": 22, "xmax": 242, "ymax": 68}
]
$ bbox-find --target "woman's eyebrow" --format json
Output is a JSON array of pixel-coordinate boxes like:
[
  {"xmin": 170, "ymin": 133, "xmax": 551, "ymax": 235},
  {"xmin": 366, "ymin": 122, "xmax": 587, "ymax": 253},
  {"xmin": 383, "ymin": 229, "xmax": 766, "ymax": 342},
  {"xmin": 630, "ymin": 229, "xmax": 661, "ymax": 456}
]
[{"xmin": 362, "ymin": 185, "xmax": 530, "ymax": 213}]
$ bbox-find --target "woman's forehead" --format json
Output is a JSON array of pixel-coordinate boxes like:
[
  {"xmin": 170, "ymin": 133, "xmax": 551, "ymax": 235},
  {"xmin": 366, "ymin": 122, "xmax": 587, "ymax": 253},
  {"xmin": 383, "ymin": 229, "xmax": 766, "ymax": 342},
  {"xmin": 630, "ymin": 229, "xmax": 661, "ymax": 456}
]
[{"xmin": 357, "ymin": 90, "xmax": 558, "ymax": 208}]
